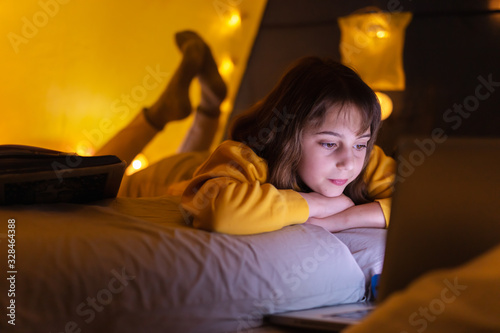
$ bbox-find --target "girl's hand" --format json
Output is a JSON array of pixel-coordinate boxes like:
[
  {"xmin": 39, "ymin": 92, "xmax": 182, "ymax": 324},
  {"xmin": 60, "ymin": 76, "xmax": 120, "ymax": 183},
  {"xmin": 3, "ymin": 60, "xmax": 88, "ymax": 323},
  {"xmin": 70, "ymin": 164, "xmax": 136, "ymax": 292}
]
[
  {"xmin": 306, "ymin": 215, "xmax": 347, "ymax": 232},
  {"xmin": 305, "ymin": 202, "xmax": 387, "ymax": 232},
  {"xmin": 299, "ymin": 192, "xmax": 354, "ymax": 219}
]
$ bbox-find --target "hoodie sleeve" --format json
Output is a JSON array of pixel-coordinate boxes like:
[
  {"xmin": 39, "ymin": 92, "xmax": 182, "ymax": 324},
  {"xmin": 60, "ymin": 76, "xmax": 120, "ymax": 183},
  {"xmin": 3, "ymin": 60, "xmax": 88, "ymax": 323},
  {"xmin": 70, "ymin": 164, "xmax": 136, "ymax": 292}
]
[
  {"xmin": 181, "ymin": 140, "xmax": 309, "ymax": 235},
  {"xmin": 363, "ymin": 145, "xmax": 396, "ymax": 227}
]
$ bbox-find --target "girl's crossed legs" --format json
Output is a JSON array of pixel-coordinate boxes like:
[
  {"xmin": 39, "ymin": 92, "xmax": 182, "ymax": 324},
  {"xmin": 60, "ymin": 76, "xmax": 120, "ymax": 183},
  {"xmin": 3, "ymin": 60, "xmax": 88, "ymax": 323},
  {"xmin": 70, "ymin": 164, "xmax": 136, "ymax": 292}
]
[{"xmin": 96, "ymin": 31, "xmax": 227, "ymax": 166}]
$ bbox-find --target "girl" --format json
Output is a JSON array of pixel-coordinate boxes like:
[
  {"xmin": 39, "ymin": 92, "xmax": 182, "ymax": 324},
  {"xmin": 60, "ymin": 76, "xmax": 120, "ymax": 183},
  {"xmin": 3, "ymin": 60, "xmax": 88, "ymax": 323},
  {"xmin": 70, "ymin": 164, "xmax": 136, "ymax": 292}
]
[
  {"xmin": 180, "ymin": 57, "xmax": 395, "ymax": 235},
  {"xmin": 102, "ymin": 31, "xmax": 395, "ymax": 235}
]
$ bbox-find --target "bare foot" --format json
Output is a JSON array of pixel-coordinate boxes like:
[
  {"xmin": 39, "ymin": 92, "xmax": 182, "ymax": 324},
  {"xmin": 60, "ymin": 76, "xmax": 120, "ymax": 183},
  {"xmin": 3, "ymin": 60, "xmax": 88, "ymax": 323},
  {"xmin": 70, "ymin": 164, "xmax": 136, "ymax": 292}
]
[
  {"xmin": 146, "ymin": 34, "xmax": 206, "ymax": 130},
  {"xmin": 175, "ymin": 31, "xmax": 227, "ymax": 118}
]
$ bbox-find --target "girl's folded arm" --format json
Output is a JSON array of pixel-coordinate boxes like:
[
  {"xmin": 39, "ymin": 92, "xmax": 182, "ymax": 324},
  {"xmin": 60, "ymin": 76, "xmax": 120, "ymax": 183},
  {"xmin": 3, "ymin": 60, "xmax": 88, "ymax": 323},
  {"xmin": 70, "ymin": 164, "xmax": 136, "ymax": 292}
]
[
  {"xmin": 180, "ymin": 140, "xmax": 309, "ymax": 235},
  {"xmin": 306, "ymin": 202, "xmax": 386, "ymax": 232},
  {"xmin": 182, "ymin": 178, "xmax": 309, "ymax": 235}
]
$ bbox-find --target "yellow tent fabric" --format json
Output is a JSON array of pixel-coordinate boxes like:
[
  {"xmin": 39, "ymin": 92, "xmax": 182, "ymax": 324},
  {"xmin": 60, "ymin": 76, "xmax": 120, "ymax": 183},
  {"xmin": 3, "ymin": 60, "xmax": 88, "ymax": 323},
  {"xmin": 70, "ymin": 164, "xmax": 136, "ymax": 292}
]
[{"xmin": 0, "ymin": 0, "xmax": 267, "ymax": 165}]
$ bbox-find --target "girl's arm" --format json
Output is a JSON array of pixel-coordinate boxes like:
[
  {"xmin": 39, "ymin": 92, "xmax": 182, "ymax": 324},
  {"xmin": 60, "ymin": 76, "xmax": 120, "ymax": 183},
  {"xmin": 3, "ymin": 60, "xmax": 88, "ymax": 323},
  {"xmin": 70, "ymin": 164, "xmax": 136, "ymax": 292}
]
[
  {"xmin": 182, "ymin": 140, "xmax": 311, "ymax": 235},
  {"xmin": 298, "ymin": 192, "xmax": 355, "ymax": 218},
  {"xmin": 305, "ymin": 202, "xmax": 386, "ymax": 232}
]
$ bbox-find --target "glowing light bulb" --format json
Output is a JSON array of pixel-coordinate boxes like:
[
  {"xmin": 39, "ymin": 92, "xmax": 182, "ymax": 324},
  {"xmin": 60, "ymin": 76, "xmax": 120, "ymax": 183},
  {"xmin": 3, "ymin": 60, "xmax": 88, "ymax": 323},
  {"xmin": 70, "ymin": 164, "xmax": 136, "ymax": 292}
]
[
  {"xmin": 126, "ymin": 153, "xmax": 149, "ymax": 175},
  {"xmin": 218, "ymin": 57, "xmax": 234, "ymax": 77},
  {"xmin": 366, "ymin": 23, "xmax": 389, "ymax": 39},
  {"xmin": 489, "ymin": 0, "xmax": 500, "ymax": 10},
  {"xmin": 375, "ymin": 92, "xmax": 393, "ymax": 120},
  {"xmin": 220, "ymin": 100, "xmax": 232, "ymax": 114},
  {"xmin": 227, "ymin": 12, "xmax": 241, "ymax": 27},
  {"xmin": 132, "ymin": 159, "xmax": 142, "ymax": 170},
  {"xmin": 376, "ymin": 29, "xmax": 388, "ymax": 38},
  {"xmin": 75, "ymin": 141, "xmax": 95, "ymax": 156}
]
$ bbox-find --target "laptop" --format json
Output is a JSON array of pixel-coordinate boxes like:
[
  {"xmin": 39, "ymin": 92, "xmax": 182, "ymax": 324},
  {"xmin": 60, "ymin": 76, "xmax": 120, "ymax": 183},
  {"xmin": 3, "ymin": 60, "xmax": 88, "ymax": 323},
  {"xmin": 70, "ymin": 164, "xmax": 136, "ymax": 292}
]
[{"xmin": 267, "ymin": 137, "xmax": 500, "ymax": 331}]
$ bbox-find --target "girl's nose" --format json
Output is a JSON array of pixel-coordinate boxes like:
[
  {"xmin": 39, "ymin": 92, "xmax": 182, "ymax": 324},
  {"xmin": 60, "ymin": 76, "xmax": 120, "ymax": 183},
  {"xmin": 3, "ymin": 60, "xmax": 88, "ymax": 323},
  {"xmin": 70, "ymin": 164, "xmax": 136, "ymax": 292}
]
[{"xmin": 335, "ymin": 147, "xmax": 354, "ymax": 171}]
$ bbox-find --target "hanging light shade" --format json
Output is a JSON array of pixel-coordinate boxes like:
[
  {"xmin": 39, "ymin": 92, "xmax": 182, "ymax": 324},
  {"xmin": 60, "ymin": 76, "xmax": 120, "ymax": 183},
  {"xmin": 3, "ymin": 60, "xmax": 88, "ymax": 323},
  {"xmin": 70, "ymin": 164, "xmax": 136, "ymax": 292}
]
[{"xmin": 338, "ymin": 9, "xmax": 412, "ymax": 91}]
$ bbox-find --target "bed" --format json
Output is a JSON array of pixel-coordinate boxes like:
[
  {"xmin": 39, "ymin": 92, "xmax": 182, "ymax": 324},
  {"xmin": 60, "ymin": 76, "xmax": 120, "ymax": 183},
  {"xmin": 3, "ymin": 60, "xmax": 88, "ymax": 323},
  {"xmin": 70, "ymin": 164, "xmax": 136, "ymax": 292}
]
[{"xmin": 0, "ymin": 192, "xmax": 386, "ymax": 333}]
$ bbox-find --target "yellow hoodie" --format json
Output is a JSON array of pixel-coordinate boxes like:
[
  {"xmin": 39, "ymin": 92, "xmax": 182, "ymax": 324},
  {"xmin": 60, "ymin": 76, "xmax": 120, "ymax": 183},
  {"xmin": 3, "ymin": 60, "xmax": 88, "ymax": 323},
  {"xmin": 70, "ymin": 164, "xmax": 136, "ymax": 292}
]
[{"xmin": 180, "ymin": 140, "xmax": 395, "ymax": 235}]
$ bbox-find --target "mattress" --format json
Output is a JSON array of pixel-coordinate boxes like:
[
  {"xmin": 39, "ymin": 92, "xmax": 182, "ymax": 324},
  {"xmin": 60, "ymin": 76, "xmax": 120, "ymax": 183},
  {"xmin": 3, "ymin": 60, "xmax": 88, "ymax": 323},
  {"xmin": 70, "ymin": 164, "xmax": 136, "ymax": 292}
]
[{"xmin": 0, "ymin": 195, "xmax": 385, "ymax": 332}]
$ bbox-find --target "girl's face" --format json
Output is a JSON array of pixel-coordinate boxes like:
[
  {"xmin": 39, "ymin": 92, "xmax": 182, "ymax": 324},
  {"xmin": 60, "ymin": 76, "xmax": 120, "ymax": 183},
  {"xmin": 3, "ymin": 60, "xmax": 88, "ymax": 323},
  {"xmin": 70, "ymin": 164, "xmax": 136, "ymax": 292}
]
[{"xmin": 297, "ymin": 105, "xmax": 370, "ymax": 198}]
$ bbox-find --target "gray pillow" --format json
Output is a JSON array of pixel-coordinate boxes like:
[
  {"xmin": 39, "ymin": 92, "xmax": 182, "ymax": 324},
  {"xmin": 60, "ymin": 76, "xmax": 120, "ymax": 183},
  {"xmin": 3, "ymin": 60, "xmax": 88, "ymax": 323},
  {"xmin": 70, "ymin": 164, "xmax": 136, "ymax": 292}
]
[{"xmin": 335, "ymin": 228, "xmax": 387, "ymax": 289}]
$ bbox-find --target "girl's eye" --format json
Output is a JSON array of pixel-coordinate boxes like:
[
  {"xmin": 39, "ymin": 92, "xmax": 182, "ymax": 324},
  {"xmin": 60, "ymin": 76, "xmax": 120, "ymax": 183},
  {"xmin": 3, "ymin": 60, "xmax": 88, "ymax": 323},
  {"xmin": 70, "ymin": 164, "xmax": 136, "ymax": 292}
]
[
  {"xmin": 354, "ymin": 144, "xmax": 367, "ymax": 151},
  {"xmin": 321, "ymin": 142, "xmax": 337, "ymax": 149}
]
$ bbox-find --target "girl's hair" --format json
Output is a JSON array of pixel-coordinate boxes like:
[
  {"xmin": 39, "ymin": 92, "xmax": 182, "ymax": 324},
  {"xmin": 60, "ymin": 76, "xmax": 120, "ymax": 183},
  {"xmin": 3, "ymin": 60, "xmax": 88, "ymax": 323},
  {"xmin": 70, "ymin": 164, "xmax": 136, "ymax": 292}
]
[{"xmin": 229, "ymin": 56, "xmax": 381, "ymax": 204}]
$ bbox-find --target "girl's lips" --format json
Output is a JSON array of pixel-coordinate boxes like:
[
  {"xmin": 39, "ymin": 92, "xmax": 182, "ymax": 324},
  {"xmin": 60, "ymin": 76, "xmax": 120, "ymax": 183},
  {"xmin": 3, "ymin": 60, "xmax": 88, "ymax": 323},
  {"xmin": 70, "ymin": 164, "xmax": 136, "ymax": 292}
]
[{"xmin": 330, "ymin": 179, "xmax": 348, "ymax": 186}]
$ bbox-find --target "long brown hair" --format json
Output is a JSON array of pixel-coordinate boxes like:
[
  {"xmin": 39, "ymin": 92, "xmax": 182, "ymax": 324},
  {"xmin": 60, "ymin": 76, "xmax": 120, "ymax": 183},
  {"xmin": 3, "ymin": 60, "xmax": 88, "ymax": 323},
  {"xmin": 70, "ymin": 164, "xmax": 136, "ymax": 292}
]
[{"xmin": 229, "ymin": 57, "xmax": 381, "ymax": 204}]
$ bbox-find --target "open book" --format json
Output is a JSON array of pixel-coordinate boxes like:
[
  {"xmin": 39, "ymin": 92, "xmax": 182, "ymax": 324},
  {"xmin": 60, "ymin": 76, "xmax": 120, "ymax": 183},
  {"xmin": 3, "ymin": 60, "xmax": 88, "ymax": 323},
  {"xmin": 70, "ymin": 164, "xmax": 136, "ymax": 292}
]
[{"xmin": 0, "ymin": 145, "xmax": 126, "ymax": 205}]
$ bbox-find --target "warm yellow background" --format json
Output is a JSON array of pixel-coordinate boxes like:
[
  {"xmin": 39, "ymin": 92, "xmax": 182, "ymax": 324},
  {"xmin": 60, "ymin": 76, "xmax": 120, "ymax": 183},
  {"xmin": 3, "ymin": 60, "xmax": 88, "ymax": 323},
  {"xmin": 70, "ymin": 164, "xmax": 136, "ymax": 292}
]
[{"xmin": 0, "ymin": 0, "xmax": 266, "ymax": 165}]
